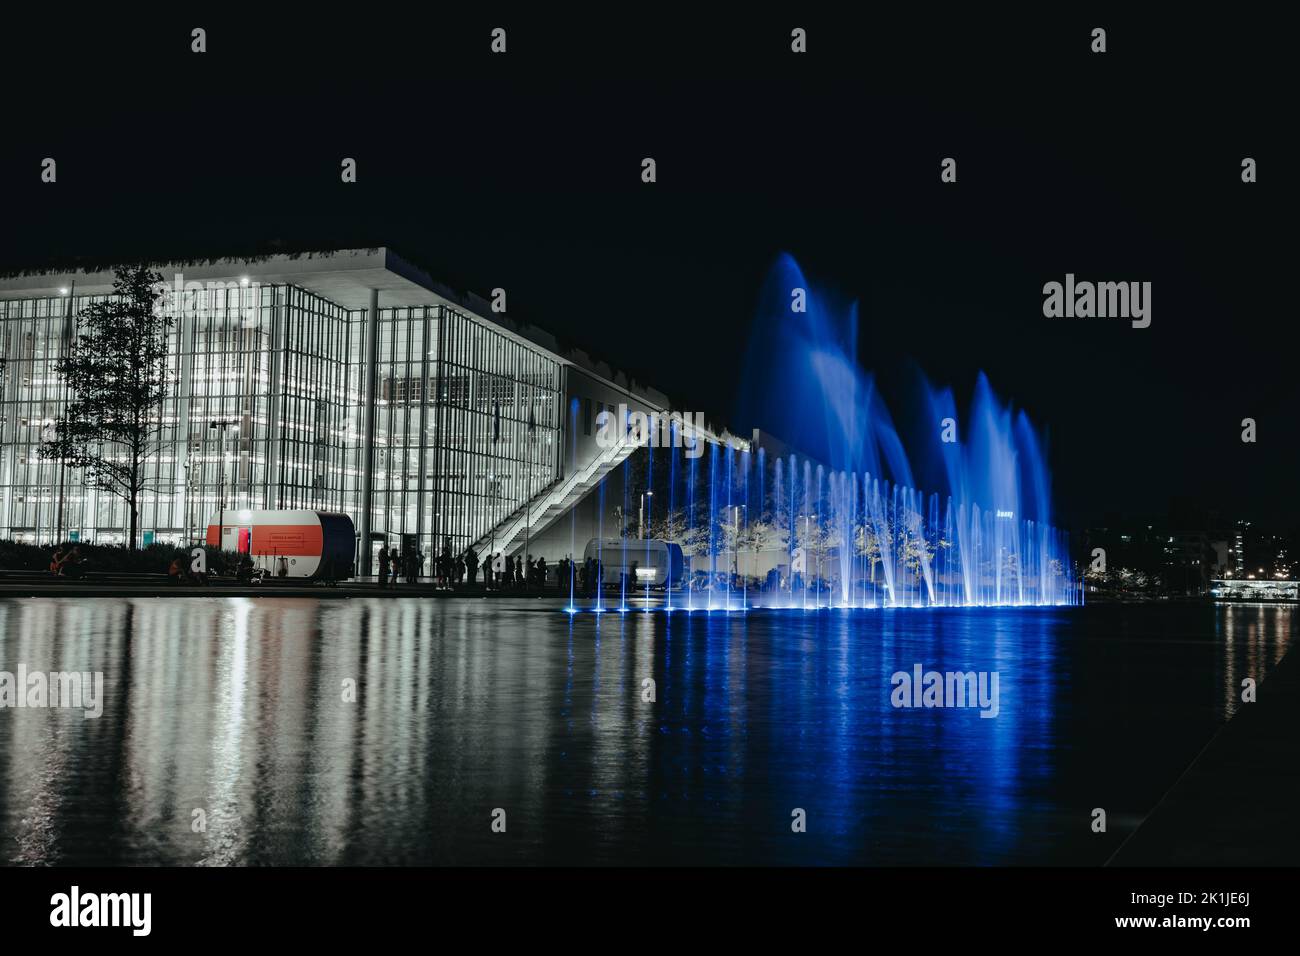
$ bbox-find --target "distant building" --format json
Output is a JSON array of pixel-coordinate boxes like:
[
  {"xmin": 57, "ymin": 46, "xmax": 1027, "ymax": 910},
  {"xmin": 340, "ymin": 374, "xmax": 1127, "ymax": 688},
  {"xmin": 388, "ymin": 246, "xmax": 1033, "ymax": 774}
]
[
  {"xmin": 1234, "ymin": 519, "xmax": 1250, "ymax": 576},
  {"xmin": 1163, "ymin": 531, "xmax": 1213, "ymax": 595},
  {"xmin": 1210, "ymin": 578, "xmax": 1299, "ymax": 602}
]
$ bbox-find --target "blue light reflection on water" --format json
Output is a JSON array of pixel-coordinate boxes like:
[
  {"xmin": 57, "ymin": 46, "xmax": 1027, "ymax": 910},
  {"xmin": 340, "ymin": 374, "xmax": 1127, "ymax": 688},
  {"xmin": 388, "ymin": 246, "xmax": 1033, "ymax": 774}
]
[{"xmin": 0, "ymin": 598, "xmax": 1290, "ymax": 865}]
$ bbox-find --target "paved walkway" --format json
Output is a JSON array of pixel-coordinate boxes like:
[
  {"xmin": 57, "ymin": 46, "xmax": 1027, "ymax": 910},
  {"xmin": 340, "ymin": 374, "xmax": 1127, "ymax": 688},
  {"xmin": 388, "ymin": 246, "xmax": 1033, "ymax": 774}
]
[
  {"xmin": 0, "ymin": 579, "xmax": 562, "ymax": 600},
  {"xmin": 1109, "ymin": 640, "xmax": 1300, "ymax": 866}
]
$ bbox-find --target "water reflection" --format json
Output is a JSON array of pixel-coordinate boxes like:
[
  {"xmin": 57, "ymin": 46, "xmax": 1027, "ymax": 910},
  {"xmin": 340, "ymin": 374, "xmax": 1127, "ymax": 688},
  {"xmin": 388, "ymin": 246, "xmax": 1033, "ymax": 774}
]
[{"xmin": 0, "ymin": 598, "xmax": 1292, "ymax": 865}]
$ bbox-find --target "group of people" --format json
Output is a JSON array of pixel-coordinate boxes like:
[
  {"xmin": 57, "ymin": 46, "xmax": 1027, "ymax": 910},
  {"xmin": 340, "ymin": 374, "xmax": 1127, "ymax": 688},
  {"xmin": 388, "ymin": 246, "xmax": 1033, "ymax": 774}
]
[
  {"xmin": 572, "ymin": 556, "xmax": 608, "ymax": 595},
  {"xmin": 48, "ymin": 545, "xmax": 87, "ymax": 579},
  {"xmin": 376, "ymin": 544, "xmax": 425, "ymax": 588},
  {"xmin": 454, "ymin": 552, "xmax": 613, "ymax": 594},
  {"xmin": 435, "ymin": 540, "xmax": 477, "ymax": 588},
  {"xmin": 374, "ymin": 537, "xmax": 599, "ymax": 593},
  {"xmin": 166, "ymin": 550, "xmax": 265, "ymax": 586},
  {"xmin": 482, "ymin": 552, "xmax": 548, "ymax": 590}
]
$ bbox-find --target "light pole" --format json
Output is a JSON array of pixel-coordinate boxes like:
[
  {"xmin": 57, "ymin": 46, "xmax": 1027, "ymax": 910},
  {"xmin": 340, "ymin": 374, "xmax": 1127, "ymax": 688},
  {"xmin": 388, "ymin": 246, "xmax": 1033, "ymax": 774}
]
[
  {"xmin": 54, "ymin": 281, "xmax": 75, "ymax": 543},
  {"xmin": 639, "ymin": 490, "xmax": 653, "ymax": 540},
  {"xmin": 488, "ymin": 471, "xmax": 497, "ymax": 587},
  {"xmin": 182, "ymin": 453, "xmax": 192, "ymax": 545},
  {"xmin": 209, "ymin": 419, "xmax": 239, "ymax": 545},
  {"xmin": 733, "ymin": 503, "xmax": 746, "ymax": 576},
  {"xmin": 803, "ymin": 513, "xmax": 810, "ymax": 597}
]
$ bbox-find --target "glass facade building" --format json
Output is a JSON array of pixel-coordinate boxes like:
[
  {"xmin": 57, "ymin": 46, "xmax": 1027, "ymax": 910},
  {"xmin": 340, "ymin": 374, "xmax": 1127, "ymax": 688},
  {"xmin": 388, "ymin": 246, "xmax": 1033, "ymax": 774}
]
[{"xmin": 0, "ymin": 251, "xmax": 565, "ymax": 569}]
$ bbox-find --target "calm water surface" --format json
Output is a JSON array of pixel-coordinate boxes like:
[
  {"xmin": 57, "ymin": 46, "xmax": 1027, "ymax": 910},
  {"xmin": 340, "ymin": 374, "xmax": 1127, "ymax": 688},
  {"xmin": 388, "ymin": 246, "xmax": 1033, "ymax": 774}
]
[{"xmin": 0, "ymin": 597, "xmax": 1292, "ymax": 865}]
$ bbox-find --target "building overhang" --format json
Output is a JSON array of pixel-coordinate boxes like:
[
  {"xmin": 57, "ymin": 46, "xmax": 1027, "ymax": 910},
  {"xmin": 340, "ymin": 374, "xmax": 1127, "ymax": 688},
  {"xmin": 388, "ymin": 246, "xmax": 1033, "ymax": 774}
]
[
  {"xmin": 0, "ymin": 247, "xmax": 450, "ymax": 309},
  {"xmin": 0, "ymin": 247, "xmax": 677, "ymax": 413}
]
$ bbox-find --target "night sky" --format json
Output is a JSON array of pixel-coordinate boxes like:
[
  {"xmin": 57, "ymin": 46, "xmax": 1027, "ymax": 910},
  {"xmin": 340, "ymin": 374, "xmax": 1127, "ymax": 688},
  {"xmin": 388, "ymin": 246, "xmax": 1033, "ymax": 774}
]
[{"xmin": 2, "ymin": 13, "xmax": 1291, "ymax": 530}]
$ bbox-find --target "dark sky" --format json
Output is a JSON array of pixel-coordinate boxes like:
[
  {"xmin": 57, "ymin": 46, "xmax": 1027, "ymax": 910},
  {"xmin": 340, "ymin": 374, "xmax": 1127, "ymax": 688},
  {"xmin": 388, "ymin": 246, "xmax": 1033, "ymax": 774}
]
[{"xmin": 2, "ymin": 13, "xmax": 1292, "ymax": 530}]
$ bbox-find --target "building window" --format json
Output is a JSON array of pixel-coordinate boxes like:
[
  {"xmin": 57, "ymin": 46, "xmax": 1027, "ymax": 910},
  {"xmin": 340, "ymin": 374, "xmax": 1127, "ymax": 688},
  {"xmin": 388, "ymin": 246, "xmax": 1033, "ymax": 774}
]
[{"xmin": 583, "ymin": 398, "xmax": 592, "ymax": 436}]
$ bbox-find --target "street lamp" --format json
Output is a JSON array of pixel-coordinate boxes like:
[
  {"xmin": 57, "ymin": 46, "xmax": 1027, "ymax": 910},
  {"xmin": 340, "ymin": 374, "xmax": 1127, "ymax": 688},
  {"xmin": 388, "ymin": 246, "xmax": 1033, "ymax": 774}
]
[
  {"xmin": 733, "ymin": 504, "xmax": 746, "ymax": 575},
  {"xmin": 802, "ymin": 513, "xmax": 811, "ymax": 595},
  {"xmin": 639, "ymin": 490, "xmax": 653, "ymax": 540},
  {"xmin": 182, "ymin": 453, "xmax": 192, "ymax": 545},
  {"xmin": 209, "ymin": 419, "xmax": 240, "ymax": 545}
]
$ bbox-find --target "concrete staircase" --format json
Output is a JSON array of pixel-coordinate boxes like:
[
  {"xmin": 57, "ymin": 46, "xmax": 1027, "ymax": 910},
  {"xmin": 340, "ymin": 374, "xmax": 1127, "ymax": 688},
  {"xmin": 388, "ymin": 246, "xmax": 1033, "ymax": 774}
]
[{"xmin": 472, "ymin": 433, "xmax": 638, "ymax": 558}]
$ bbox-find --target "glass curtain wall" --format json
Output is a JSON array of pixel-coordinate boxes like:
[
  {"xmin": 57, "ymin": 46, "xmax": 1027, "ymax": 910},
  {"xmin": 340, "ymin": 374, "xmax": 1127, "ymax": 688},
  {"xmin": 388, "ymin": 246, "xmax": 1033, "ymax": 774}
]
[
  {"xmin": 0, "ymin": 286, "xmax": 562, "ymax": 559},
  {"xmin": 374, "ymin": 304, "xmax": 562, "ymax": 558}
]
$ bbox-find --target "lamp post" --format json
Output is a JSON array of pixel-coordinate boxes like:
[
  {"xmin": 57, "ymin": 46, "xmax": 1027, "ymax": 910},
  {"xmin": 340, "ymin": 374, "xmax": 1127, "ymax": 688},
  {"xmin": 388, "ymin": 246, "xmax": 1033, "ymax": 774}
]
[
  {"xmin": 733, "ymin": 503, "xmax": 746, "ymax": 576},
  {"xmin": 182, "ymin": 453, "xmax": 192, "ymax": 545},
  {"xmin": 488, "ymin": 472, "xmax": 497, "ymax": 587},
  {"xmin": 209, "ymin": 419, "xmax": 239, "ymax": 545},
  {"xmin": 54, "ymin": 282, "xmax": 75, "ymax": 543},
  {"xmin": 639, "ymin": 490, "xmax": 653, "ymax": 540},
  {"xmin": 803, "ymin": 513, "xmax": 811, "ymax": 597}
]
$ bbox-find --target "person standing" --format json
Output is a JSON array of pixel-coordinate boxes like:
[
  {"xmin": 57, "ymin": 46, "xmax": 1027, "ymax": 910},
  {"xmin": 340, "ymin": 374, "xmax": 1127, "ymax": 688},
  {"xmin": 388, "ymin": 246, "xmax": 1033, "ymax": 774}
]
[
  {"xmin": 466, "ymin": 546, "xmax": 480, "ymax": 587},
  {"xmin": 440, "ymin": 538, "xmax": 454, "ymax": 590},
  {"xmin": 377, "ymin": 544, "xmax": 390, "ymax": 589}
]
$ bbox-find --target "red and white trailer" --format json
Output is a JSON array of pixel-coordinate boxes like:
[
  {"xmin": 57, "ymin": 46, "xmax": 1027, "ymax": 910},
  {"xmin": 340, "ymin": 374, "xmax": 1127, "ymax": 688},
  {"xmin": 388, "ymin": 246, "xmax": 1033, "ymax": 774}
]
[{"xmin": 205, "ymin": 510, "xmax": 355, "ymax": 580}]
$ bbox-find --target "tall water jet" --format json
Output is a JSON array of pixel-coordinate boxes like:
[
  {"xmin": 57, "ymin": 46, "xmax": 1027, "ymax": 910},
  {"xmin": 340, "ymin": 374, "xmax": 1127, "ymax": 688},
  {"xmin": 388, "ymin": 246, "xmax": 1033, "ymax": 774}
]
[
  {"xmin": 561, "ymin": 253, "xmax": 1075, "ymax": 614},
  {"xmin": 730, "ymin": 253, "xmax": 1075, "ymax": 609}
]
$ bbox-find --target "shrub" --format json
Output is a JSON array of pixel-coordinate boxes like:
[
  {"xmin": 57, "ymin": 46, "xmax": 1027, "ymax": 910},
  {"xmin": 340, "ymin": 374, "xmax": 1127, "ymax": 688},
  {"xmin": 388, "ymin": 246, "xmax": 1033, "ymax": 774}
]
[{"xmin": 0, "ymin": 538, "xmax": 235, "ymax": 575}]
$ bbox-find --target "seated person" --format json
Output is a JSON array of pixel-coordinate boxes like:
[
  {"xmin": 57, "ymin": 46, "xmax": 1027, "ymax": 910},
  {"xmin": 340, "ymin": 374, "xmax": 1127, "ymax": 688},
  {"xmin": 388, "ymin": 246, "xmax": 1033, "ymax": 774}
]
[{"xmin": 62, "ymin": 547, "xmax": 86, "ymax": 579}]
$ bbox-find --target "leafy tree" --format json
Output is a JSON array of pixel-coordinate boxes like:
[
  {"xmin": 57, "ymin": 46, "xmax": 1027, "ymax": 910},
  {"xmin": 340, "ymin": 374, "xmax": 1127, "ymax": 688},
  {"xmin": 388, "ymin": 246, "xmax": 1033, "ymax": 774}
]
[
  {"xmin": 854, "ymin": 518, "xmax": 886, "ymax": 581},
  {"xmin": 791, "ymin": 513, "xmax": 837, "ymax": 582},
  {"xmin": 39, "ymin": 266, "xmax": 172, "ymax": 549},
  {"xmin": 745, "ymin": 518, "xmax": 787, "ymax": 556},
  {"xmin": 647, "ymin": 507, "xmax": 690, "ymax": 546}
]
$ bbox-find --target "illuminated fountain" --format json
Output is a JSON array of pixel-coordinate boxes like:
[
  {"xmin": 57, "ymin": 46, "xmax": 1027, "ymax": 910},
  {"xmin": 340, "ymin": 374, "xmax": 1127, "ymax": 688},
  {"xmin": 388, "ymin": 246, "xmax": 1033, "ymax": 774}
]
[{"xmin": 569, "ymin": 254, "xmax": 1078, "ymax": 612}]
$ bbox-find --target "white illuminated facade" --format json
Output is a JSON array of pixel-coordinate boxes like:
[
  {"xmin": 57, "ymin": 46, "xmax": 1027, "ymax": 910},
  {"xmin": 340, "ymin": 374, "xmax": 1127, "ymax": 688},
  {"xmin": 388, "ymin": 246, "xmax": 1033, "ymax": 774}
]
[{"xmin": 0, "ymin": 250, "xmax": 580, "ymax": 571}]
